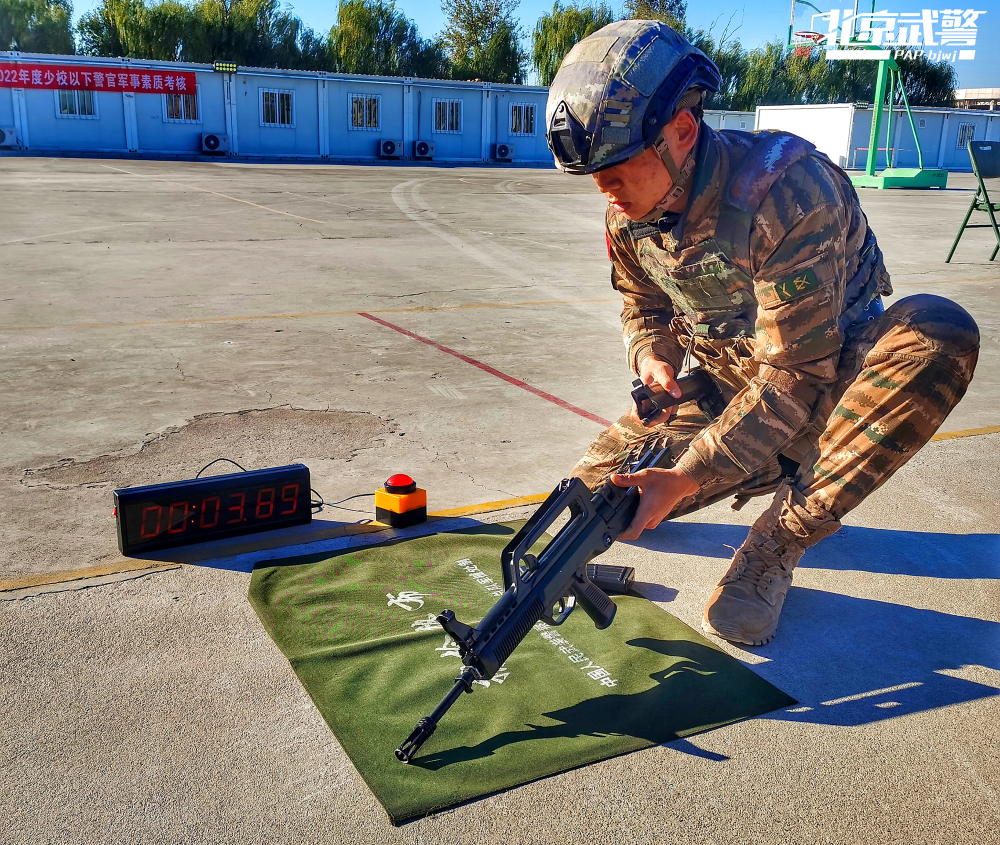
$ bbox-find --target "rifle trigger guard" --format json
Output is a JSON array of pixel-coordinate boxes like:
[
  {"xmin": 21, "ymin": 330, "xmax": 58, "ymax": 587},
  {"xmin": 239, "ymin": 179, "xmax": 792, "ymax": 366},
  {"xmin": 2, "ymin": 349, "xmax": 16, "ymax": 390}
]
[{"xmin": 542, "ymin": 594, "xmax": 576, "ymax": 626}]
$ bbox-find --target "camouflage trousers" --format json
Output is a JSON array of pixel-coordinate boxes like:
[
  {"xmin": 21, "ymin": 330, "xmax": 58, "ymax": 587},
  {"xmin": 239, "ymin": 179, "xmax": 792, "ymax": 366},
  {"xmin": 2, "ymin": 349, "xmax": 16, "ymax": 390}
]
[{"xmin": 571, "ymin": 294, "xmax": 980, "ymax": 521}]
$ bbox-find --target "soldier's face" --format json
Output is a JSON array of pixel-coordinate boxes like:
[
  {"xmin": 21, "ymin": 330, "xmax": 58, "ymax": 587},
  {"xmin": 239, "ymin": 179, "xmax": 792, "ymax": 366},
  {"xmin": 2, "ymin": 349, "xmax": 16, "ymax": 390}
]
[
  {"xmin": 592, "ymin": 147, "xmax": 672, "ymax": 220},
  {"xmin": 592, "ymin": 110, "xmax": 699, "ymax": 220}
]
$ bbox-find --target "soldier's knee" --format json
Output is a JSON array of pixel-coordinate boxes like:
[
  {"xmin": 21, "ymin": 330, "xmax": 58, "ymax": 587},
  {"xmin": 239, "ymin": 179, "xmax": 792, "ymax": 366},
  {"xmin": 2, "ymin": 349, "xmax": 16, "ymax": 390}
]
[{"xmin": 883, "ymin": 294, "xmax": 980, "ymax": 357}]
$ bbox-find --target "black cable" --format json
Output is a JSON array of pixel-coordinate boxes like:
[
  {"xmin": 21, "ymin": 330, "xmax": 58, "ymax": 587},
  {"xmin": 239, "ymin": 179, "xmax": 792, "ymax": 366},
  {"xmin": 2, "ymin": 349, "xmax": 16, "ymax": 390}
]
[
  {"xmin": 310, "ymin": 486, "xmax": 325, "ymax": 513},
  {"xmin": 316, "ymin": 492, "xmax": 376, "ymax": 515},
  {"xmin": 195, "ymin": 458, "xmax": 249, "ymax": 478},
  {"xmin": 193, "ymin": 457, "xmax": 373, "ymax": 522}
]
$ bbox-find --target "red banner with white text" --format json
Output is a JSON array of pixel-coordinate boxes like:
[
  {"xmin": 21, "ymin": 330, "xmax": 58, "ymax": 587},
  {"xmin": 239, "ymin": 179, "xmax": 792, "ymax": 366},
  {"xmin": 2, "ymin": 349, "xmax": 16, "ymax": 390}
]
[{"xmin": 0, "ymin": 63, "xmax": 197, "ymax": 93}]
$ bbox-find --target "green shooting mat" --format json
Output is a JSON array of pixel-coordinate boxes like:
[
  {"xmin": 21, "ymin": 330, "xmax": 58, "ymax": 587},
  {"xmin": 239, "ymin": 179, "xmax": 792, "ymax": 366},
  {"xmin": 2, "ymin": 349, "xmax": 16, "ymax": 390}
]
[{"xmin": 248, "ymin": 522, "xmax": 795, "ymax": 824}]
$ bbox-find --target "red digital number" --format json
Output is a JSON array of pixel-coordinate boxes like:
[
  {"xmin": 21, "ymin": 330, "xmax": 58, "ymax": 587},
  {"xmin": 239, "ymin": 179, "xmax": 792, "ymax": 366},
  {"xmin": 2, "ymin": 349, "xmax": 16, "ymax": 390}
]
[
  {"xmin": 167, "ymin": 501, "xmax": 190, "ymax": 534},
  {"xmin": 199, "ymin": 496, "xmax": 221, "ymax": 529},
  {"xmin": 280, "ymin": 484, "xmax": 299, "ymax": 515},
  {"xmin": 139, "ymin": 505, "xmax": 163, "ymax": 539},
  {"xmin": 226, "ymin": 492, "xmax": 246, "ymax": 524},
  {"xmin": 256, "ymin": 488, "xmax": 275, "ymax": 519}
]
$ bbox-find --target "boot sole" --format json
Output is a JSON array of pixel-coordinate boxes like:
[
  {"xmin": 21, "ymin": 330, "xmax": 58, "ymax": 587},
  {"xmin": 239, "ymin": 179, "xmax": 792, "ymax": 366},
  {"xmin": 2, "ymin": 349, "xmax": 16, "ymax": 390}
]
[{"xmin": 701, "ymin": 618, "xmax": 776, "ymax": 647}]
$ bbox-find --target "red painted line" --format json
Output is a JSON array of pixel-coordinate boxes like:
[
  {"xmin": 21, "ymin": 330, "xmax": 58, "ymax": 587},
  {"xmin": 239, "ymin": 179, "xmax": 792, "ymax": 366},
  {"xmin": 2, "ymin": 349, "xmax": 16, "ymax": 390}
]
[{"xmin": 358, "ymin": 312, "xmax": 612, "ymax": 427}]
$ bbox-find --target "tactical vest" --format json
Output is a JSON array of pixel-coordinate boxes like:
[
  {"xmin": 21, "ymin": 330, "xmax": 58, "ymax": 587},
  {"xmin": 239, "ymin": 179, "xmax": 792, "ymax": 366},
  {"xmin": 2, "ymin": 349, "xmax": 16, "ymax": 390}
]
[{"xmin": 627, "ymin": 130, "xmax": 887, "ymax": 342}]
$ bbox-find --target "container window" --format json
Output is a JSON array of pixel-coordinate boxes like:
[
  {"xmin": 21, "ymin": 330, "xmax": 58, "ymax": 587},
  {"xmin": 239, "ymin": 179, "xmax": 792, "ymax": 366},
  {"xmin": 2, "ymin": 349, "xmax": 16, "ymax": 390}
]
[
  {"xmin": 434, "ymin": 99, "xmax": 462, "ymax": 133},
  {"xmin": 56, "ymin": 89, "xmax": 97, "ymax": 119},
  {"xmin": 957, "ymin": 122, "xmax": 976, "ymax": 148},
  {"xmin": 164, "ymin": 93, "xmax": 200, "ymax": 123},
  {"xmin": 261, "ymin": 89, "xmax": 294, "ymax": 127},
  {"xmin": 349, "ymin": 94, "xmax": 380, "ymax": 130},
  {"xmin": 510, "ymin": 103, "xmax": 535, "ymax": 136}
]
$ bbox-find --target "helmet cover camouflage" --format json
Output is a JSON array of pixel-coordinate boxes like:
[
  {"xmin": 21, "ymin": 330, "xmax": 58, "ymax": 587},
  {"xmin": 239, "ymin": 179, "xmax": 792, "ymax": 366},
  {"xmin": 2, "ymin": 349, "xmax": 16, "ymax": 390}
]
[{"xmin": 545, "ymin": 20, "xmax": 722, "ymax": 174}]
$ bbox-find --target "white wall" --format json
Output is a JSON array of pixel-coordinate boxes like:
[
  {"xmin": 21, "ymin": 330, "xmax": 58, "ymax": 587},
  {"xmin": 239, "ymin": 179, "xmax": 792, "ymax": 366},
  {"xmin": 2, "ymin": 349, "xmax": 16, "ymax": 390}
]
[
  {"xmin": 703, "ymin": 110, "xmax": 756, "ymax": 132},
  {"xmin": 755, "ymin": 103, "xmax": 856, "ymax": 168}
]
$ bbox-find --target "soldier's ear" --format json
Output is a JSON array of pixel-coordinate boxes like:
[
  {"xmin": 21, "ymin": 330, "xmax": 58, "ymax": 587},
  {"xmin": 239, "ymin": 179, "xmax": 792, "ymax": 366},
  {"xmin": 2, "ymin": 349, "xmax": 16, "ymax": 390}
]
[{"xmin": 666, "ymin": 109, "xmax": 699, "ymax": 157}]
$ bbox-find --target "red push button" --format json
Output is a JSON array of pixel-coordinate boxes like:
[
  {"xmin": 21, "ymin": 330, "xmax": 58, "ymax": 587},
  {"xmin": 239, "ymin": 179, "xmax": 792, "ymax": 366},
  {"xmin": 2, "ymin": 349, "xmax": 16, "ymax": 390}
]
[{"xmin": 385, "ymin": 474, "xmax": 417, "ymax": 494}]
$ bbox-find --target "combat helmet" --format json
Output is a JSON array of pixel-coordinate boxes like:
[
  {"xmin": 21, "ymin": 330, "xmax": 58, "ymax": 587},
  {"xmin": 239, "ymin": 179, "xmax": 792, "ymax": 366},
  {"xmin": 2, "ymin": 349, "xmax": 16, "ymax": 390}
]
[{"xmin": 546, "ymin": 20, "xmax": 721, "ymax": 183}]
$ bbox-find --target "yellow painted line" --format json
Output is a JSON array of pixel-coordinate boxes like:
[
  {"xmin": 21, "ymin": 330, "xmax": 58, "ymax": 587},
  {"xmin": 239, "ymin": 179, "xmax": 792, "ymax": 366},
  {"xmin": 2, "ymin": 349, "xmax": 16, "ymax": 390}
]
[
  {"xmin": 12, "ymin": 423, "xmax": 992, "ymax": 592},
  {"xmin": 931, "ymin": 424, "xmax": 1000, "ymax": 441},
  {"xmin": 0, "ymin": 298, "xmax": 619, "ymax": 332},
  {"xmin": 0, "ymin": 561, "xmax": 176, "ymax": 593},
  {"xmin": 99, "ymin": 163, "xmax": 328, "ymax": 225},
  {"xmin": 429, "ymin": 493, "xmax": 549, "ymax": 519}
]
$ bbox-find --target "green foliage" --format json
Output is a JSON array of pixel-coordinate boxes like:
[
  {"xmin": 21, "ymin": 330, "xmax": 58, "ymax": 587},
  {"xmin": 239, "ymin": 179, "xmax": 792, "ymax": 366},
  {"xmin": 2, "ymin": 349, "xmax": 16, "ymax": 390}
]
[
  {"xmin": 531, "ymin": 1, "xmax": 613, "ymax": 86},
  {"xmin": 0, "ymin": 0, "xmax": 74, "ymax": 53},
  {"xmin": 329, "ymin": 0, "xmax": 447, "ymax": 78},
  {"xmin": 622, "ymin": 0, "xmax": 685, "ymax": 29},
  {"xmin": 894, "ymin": 50, "xmax": 956, "ymax": 107},
  {"xmin": 441, "ymin": 0, "xmax": 527, "ymax": 84},
  {"xmin": 682, "ymin": 23, "xmax": 955, "ymax": 111},
  {"xmin": 182, "ymin": 0, "xmax": 325, "ymax": 69},
  {"xmin": 73, "ymin": 0, "xmax": 449, "ymax": 76}
]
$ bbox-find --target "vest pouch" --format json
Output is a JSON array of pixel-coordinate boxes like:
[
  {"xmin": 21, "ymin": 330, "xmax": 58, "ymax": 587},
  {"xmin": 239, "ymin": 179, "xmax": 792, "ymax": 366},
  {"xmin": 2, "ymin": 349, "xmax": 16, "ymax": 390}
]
[{"xmin": 639, "ymin": 240, "xmax": 756, "ymax": 324}]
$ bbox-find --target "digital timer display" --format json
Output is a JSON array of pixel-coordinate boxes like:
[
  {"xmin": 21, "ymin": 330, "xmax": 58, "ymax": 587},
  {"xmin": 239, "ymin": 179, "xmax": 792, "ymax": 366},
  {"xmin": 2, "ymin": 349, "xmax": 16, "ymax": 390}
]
[{"xmin": 114, "ymin": 464, "xmax": 312, "ymax": 555}]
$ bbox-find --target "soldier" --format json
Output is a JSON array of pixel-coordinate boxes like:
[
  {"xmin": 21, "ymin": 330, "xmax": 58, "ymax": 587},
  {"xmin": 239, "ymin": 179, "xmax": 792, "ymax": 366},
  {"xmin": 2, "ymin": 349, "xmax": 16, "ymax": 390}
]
[{"xmin": 545, "ymin": 20, "xmax": 979, "ymax": 645}]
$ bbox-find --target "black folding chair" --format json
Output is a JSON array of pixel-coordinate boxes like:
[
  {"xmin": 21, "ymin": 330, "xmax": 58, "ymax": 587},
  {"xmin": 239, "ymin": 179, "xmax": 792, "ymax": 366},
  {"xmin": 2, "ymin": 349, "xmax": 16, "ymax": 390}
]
[{"xmin": 946, "ymin": 141, "xmax": 1000, "ymax": 262}]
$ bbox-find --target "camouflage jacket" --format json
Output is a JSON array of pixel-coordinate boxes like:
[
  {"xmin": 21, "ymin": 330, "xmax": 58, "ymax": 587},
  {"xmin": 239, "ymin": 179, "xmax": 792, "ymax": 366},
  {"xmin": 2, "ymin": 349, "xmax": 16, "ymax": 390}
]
[{"xmin": 609, "ymin": 123, "xmax": 892, "ymax": 487}]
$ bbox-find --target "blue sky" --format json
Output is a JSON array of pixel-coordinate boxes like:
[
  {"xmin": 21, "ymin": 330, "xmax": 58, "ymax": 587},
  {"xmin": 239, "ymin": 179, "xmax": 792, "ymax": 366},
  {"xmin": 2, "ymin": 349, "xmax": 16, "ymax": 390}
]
[{"xmin": 70, "ymin": 0, "xmax": 1000, "ymax": 88}]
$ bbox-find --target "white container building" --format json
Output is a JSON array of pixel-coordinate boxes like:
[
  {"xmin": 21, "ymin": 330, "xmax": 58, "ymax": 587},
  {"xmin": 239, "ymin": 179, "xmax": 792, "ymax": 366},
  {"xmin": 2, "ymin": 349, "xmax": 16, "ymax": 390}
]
[{"xmin": 756, "ymin": 102, "xmax": 1000, "ymax": 171}]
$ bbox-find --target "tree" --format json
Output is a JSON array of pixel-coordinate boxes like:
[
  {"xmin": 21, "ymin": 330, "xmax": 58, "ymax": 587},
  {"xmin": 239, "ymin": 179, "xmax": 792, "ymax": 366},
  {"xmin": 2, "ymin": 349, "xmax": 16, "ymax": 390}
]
[
  {"xmin": 894, "ymin": 51, "xmax": 956, "ymax": 107},
  {"xmin": 78, "ymin": 0, "xmax": 330, "ymax": 69},
  {"xmin": 1, "ymin": 0, "xmax": 75, "ymax": 54},
  {"xmin": 329, "ymin": 0, "xmax": 447, "ymax": 78},
  {"xmin": 622, "ymin": 0, "xmax": 684, "ymax": 29},
  {"xmin": 186, "ymin": 0, "xmax": 322, "ymax": 69},
  {"xmin": 728, "ymin": 41, "xmax": 798, "ymax": 109},
  {"xmin": 531, "ymin": 1, "xmax": 613, "ymax": 86},
  {"xmin": 685, "ymin": 17, "xmax": 746, "ymax": 110},
  {"xmin": 77, "ymin": 0, "xmax": 143, "ymax": 57},
  {"xmin": 77, "ymin": 0, "xmax": 196, "ymax": 61},
  {"xmin": 441, "ymin": 0, "xmax": 528, "ymax": 84}
]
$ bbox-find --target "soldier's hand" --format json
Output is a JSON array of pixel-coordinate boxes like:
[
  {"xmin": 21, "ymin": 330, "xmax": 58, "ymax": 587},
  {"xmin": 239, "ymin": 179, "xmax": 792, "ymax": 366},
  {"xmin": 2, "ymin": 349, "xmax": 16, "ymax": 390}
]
[
  {"xmin": 610, "ymin": 467, "xmax": 700, "ymax": 541},
  {"xmin": 632, "ymin": 356, "xmax": 682, "ymax": 427}
]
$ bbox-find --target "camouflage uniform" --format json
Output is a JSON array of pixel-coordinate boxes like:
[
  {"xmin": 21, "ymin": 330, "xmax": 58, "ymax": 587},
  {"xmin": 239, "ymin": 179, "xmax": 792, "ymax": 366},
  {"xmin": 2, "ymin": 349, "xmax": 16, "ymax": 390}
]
[
  {"xmin": 546, "ymin": 19, "xmax": 979, "ymax": 644},
  {"xmin": 571, "ymin": 123, "xmax": 980, "ymax": 525}
]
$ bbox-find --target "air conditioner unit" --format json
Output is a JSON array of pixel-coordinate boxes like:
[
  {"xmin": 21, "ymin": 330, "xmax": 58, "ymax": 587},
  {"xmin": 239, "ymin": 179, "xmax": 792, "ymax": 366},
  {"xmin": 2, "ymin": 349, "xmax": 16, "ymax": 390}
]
[
  {"xmin": 0, "ymin": 127, "xmax": 18, "ymax": 148},
  {"xmin": 413, "ymin": 140, "xmax": 434, "ymax": 159},
  {"xmin": 378, "ymin": 138, "xmax": 404, "ymax": 159},
  {"xmin": 492, "ymin": 142, "xmax": 514, "ymax": 162},
  {"xmin": 201, "ymin": 132, "xmax": 230, "ymax": 153}
]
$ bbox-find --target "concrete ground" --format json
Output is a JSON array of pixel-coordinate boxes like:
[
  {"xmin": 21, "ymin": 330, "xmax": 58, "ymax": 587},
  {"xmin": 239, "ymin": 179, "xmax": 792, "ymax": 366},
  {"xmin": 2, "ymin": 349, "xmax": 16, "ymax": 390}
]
[{"xmin": 1, "ymin": 157, "xmax": 998, "ymax": 844}]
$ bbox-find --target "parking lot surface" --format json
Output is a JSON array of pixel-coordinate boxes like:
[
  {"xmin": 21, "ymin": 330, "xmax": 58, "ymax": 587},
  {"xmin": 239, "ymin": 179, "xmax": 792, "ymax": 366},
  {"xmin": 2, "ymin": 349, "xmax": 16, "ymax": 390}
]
[{"xmin": 1, "ymin": 157, "xmax": 998, "ymax": 844}]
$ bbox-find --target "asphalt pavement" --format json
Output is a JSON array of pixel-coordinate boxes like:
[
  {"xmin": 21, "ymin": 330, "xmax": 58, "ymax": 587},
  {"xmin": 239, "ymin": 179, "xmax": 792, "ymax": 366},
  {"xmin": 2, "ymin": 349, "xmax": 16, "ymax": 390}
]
[{"xmin": 1, "ymin": 157, "xmax": 997, "ymax": 844}]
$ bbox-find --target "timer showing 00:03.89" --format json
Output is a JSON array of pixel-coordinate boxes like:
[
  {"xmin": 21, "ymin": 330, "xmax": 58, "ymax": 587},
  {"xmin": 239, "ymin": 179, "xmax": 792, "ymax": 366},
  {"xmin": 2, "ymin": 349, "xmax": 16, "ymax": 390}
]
[{"xmin": 114, "ymin": 464, "xmax": 313, "ymax": 556}]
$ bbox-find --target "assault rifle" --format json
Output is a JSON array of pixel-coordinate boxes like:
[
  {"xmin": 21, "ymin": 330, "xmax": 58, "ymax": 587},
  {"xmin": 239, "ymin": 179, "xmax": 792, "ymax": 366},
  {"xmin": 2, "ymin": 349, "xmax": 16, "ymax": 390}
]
[
  {"xmin": 393, "ymin": 370, "xmax": 712, "ymax": 763},
  {"xmin": 630, "ymin": 368, "xmax": 717, "ymax": 425}
]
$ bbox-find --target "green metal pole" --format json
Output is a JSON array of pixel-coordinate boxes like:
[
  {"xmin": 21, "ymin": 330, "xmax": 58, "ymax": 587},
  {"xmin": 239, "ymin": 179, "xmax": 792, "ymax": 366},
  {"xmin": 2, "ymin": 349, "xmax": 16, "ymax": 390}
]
[
  {"xmin": 866, "ymin": 59, "xmax": 889, "ymax": 176},
  {"xmin": 895, "ymin": 66, "xmax": 926, "ymax": 169},
  {"xmin": 885, "ymin": 70, "xmax": 895, "ymax": 167}
]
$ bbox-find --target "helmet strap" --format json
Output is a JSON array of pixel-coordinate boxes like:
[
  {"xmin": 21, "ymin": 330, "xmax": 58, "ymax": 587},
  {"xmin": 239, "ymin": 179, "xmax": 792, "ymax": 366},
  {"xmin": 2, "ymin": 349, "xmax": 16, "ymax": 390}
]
[{"xmin": 650, "ymin": 131, "xmax": 695, "ymax": 212}]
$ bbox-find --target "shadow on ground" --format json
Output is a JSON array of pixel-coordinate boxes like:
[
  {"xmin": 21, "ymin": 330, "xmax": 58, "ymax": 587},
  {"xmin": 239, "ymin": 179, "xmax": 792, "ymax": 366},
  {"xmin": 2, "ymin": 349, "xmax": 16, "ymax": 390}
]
[
  {"xmin": 631, "ymin": 521, "xmax": 1000, "ymax": 579},
  {"xmin": 413, "ymin": 636, "xmax": 782, "ymax": 769},
  {"xmin": 757, "ymin": 587, "xmax": 1000, "ymax": 726},
  {"xmin": 631, "ymin": 521, "xmax": 1000, "ymax": 727}
]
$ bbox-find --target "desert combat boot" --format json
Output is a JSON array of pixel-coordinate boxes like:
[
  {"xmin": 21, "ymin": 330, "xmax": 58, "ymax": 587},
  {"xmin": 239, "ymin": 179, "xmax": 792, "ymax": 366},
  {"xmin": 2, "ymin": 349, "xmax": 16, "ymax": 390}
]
[{"xmin": 703, "ymin": 481, "xmax": 841, "ymax": 646}]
